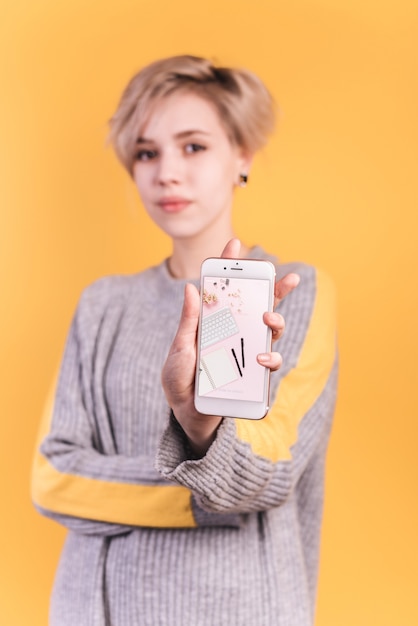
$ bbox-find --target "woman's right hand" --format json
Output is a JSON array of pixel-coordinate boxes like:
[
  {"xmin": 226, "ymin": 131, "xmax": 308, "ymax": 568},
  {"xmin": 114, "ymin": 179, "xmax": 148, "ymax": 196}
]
[{"xmin": 161, "ymin": 239, "xmax": 300, "ymax": 457}]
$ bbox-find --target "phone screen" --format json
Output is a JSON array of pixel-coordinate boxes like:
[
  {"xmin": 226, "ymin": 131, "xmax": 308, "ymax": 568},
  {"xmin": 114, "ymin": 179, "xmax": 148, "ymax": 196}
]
[{"xmin": 197, "ymin": 275, "xmax": 271, "ymax": 403}]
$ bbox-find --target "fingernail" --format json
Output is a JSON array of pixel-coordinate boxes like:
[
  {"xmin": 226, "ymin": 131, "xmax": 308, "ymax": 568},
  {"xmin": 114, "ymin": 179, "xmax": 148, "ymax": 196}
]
[{"xmin": 258, "ymin": 354, "xmax": 269, "ymax": 363}]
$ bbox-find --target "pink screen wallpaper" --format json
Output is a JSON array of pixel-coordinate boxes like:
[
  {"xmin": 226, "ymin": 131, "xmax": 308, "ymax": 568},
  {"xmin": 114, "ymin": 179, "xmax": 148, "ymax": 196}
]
[{"xmin": 198, "ymin": 276, "xmax": 270, "ymax": 402}]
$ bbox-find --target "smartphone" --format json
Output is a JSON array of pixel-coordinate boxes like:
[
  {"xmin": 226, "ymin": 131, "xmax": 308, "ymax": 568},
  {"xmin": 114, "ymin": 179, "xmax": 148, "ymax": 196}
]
[{"xmin": 194, "ymin": 257, "xmax": 276, "ymax": 420}]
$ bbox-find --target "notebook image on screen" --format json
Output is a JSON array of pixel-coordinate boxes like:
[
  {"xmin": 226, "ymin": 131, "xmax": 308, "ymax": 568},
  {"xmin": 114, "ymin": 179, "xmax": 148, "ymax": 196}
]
[{"xmin": 199, "ymin": 346, "xmax": 239, "ymax": 394}]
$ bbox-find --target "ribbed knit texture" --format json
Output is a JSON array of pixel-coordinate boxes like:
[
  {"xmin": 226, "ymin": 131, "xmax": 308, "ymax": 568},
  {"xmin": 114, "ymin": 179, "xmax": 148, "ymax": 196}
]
[{"xmin": 34, "ymin": 247, "xmax": 338, "ymax": 626}]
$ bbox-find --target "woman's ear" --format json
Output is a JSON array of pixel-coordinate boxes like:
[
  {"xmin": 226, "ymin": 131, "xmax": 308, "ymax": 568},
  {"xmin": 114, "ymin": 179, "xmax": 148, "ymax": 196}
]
[{"xmin": 236, "ymin": 152, "xmax": 254, "ymax": 187}]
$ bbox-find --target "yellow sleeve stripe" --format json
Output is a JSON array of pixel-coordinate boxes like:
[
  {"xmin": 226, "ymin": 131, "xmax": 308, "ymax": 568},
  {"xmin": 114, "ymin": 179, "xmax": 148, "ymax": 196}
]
[
  {"xmin": 31, "ymin": 377, "xmax": 197, "ymax": 529},
  {"xmin": 32, "ymin": 453, "xmax": 196, "ymax": 528},
  {"xmin": 235, "ymin": 268, "xmax": 337, "ymax": 463}
]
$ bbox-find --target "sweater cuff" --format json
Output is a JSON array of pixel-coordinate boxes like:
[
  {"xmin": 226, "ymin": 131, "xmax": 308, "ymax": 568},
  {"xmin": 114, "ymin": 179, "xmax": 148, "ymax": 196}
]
[
  {"xmin": 156, "ymin": 412, "xmax": 275, "ymax": 514},
  {"xmin": 157, "ymin": 410, "xmax": 236, "ymax": 470},
  {"xmin": 156, "ymin": 411, "xmax": 243, "ymax": 527}
]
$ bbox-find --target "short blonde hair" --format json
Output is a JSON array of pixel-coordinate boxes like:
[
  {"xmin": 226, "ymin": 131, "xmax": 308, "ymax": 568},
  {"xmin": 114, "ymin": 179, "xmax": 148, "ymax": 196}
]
[{"xmin": 109, "ymin": 55, "xmax": 276, "ymax": 175}]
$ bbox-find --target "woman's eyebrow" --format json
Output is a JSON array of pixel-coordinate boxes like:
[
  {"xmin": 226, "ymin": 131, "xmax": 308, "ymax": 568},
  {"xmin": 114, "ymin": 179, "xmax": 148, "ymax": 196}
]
[
  {"xmin": 136, "ymin": 129, "xmax": 210, "ymax": 144},
  {"xmin": 174, "ymin": 129, "xmax": 211, "ymax": 139}
]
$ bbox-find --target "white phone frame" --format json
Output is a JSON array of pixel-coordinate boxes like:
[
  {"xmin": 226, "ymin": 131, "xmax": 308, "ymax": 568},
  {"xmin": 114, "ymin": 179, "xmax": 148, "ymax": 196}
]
[{"xmin": 194, "ymin": 257, "xmax": 276, "ymax": 420}]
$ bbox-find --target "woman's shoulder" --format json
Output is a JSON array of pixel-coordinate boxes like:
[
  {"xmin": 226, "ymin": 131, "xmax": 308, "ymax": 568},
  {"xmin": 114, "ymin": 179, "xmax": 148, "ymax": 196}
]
[
  {"xmin": 253, "ymin": 246, "xmax": 335, "ymax": 293},
  {"xmin": 277, "ymin": 261, "xmax": 335, "ymax": 294},
  {"xmin": 273, "ymin": 259, "xmax": 337, "ymax": 356},
  {"xmin": 75, "ymin": 264, "xmax": 165, "ymax": 318},
  {"xmin": 251, "ymin": 245, "xmax": 336, "ymax": 324}
]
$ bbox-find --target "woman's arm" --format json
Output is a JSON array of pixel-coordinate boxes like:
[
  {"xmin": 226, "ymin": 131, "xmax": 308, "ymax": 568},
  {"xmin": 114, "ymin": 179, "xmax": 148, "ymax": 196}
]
[
  {"xmin": 31, "ymin": 278, "xmax": 242, "ymax": 535},
  {"xmin": 157, "ymin": 262, "xmax": 337, "ymax": 514}
]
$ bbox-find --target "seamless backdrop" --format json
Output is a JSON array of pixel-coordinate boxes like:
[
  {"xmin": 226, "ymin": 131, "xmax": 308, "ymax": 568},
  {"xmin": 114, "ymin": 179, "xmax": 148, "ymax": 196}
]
[{"xmin": 1, "ymin": 1, "xmax": 417, "ymax": 624}]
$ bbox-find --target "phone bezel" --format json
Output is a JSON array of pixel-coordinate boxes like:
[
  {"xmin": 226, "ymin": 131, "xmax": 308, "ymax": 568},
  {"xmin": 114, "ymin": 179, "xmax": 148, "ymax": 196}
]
[{"xmin": 194, "ymin": 257, "xmax": 276, "ymax": 420}]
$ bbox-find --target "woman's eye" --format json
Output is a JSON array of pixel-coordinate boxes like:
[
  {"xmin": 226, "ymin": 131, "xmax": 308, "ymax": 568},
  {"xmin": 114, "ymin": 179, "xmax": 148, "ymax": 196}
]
[
  {"xmin": 135, "ymin": 149, "xmax": 157, "ymax": 161},
  {"xmin": 184, "ymin": 143, "xmax": 206, "ymax": 154}
]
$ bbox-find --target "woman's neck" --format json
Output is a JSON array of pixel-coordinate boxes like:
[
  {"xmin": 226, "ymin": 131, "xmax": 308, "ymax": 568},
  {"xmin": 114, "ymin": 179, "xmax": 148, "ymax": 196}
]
[{"xmin": 167, "ymin": 235, "xmax": 250, "ymax": 280}]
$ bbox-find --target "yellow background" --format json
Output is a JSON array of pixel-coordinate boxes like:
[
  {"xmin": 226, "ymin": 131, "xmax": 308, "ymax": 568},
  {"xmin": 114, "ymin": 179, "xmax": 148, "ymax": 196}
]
[{"xmin": 1, "ymin": 0, "xmax": 417, "ymax": 624}]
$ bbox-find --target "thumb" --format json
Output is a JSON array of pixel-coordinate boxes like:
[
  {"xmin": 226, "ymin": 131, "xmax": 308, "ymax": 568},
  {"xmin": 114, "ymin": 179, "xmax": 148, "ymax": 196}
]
[
  {"xmin": 220, "ymin": 238, "xmax": 241, "ymax": 259},
  {"xmin": 172, "ymin": 283, "xmax": 200, "ymax": 349}
]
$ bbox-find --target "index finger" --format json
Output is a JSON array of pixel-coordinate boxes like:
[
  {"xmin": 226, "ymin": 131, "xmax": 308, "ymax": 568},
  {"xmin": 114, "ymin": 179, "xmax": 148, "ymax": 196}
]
[{"xmin": 274, "ymin": 273, "xmax": 300, "ymax": 308}]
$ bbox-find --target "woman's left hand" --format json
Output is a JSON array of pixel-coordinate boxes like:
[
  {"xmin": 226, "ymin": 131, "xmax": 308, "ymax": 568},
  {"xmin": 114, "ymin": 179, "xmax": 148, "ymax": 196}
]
[{"xmin": 161, "ymin": 239, "xmax": 299, "ymax": 457}]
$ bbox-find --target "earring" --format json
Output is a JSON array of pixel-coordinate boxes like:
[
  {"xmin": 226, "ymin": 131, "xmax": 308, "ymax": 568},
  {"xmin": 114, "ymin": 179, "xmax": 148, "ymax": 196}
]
[{"xmin": 239, "ymin": 173, "xmax": 248, "ymax": 188}]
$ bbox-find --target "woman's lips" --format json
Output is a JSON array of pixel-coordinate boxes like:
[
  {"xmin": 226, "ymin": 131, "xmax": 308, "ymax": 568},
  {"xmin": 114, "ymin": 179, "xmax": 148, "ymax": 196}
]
[{"xmin": 157, "ymin": 197, "xmax": 192, "ymax": 213}]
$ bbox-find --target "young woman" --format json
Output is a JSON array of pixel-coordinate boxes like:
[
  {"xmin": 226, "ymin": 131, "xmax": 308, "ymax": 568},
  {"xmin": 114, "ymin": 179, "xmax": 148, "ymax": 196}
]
[{"xmin": 32, "ymin": 55, "xmax": 338, "ymax": 626}]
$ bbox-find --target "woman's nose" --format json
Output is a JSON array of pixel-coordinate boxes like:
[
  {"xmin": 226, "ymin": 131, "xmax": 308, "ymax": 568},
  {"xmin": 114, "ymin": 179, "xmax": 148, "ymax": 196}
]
[{"xmin": 155, "ymin": 151, "xmax": 182, "ymax": 186}]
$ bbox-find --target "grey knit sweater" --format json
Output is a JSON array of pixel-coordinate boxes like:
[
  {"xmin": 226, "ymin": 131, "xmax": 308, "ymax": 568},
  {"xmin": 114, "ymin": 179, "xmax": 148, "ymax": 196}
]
[{"xmin": 32, "ymin": 247, "xmax": 338, "ymax": 626}]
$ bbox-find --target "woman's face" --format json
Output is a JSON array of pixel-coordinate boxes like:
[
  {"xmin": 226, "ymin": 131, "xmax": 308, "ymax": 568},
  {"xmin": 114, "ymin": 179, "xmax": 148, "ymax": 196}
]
[{"xmin": 132, "ymin": 92, "xmax": 250, "ymax": 243}]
